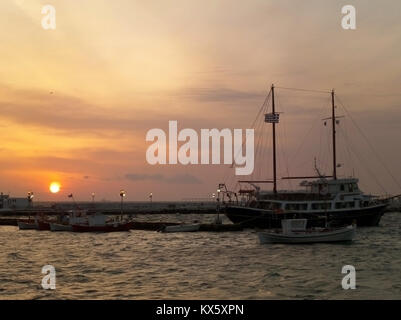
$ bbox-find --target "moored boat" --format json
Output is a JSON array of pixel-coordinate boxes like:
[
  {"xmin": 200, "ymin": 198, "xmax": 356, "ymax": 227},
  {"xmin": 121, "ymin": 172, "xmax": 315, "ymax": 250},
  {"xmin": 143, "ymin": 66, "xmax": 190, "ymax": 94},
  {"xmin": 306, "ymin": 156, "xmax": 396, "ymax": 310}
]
[
  {"xmin": 161, "ymin": 223, "xmax": 201, "ymax": 233},
  {"xmin": 49, "ymin": 223, "xmax": 73, "ymax": 232},
  {"xmin": 71, "ymin": 212, "xmax": 133, "ymax": 232},
  {"xmin": 258, "ymin": 219, "xmax": 356, "ymax": 244},
  {"xmin": 71, "ymin": 221, "xmax": 133, "ymax": 232},
  {"xmin": 17, "ymin": 220, "xmax": 37, "ymax": 230},
  {"xmin": 219, "ymin": 85, "xmax": 391, "ymax": 228},
  {"xmin": 37, "ymin": 220, "xmax": 51, "ymax": 230}
]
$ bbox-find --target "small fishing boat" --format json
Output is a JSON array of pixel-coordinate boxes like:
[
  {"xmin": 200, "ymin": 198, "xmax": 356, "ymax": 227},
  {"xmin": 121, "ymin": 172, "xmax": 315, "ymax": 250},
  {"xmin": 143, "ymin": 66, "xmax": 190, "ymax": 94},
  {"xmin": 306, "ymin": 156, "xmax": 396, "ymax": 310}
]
[
  {"xmin": 161, "ymin": 223, "xmax": 201, "ymax": 233},
  {"xmin": 71, "ymin": 221, "xmax": 133, "ymax": 232},
  {"xmin": 71, "ymin": 213, "xmax": 133, "ymax": 232},
  {"xmin": 37, "ymin": 220, "xmax": 51, "ymax": 230},
  {"xmin": 17, "ymin": 220, "xmax": 37, "ymax": 230},
  {"xmin": 18, "ymin": 214, "xmax": 51, "ymax": 230},
  {"xmin": 258, "ymin": 219, "xmax": 356, "ymax": 244},
  {"xmin": 49, "ymin": 223, "xmax": 72, "ymax": 232}
]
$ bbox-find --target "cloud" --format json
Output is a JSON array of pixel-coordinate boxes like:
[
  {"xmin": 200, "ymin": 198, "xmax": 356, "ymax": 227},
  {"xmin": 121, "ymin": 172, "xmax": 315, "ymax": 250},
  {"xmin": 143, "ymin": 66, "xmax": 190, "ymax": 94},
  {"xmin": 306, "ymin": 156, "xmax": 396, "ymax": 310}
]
[{"xmin": 125, "ymin": 173, "xmax": 201, "ymax": 184}]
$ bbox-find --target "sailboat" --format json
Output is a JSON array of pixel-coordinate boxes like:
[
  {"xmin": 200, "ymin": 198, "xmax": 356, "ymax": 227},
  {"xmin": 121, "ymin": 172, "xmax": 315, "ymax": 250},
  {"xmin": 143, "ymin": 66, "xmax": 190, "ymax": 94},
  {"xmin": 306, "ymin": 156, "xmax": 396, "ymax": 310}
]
[{"xmin": 218, "ymin": 85, "xmax": 390, "ymax": 228}]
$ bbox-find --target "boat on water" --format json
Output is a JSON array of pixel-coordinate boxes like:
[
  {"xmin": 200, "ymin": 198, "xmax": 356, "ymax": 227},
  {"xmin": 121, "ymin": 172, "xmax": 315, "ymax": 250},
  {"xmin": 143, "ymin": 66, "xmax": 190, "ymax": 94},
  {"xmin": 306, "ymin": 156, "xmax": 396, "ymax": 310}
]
[
  {"xmin": 17, "ymin": 214, "xmax": 52, "ymax": 230},
  {"xmin": 17, "ymin": 220, "xmax": 37, "ymax": 230},
  {"xmin": 219, "ymin": 85, "xmax": 391, "ymax": 228},
  {"xmin": 49, "ymin": 223, "xmax": 73, "ymax": 232},
  {"xmin": 258, "ymin": 219, "xmax": 356, "ymax": 244},
  {"xmin": 161, "ymin": 224, "xmax": 201, "ymax": 233},
  {"xmin": 71, "ymin": 221, "xmax": 133, "ymax": 232},
  {"xmin": 70, "ymin": 213, "xmax": 133, "ymax": 233},
  {"xmin": 49, "ymin": 210, "xmax": 87, "ymax": 232},
  {"xmin": 37, "ymin": 220, "xmax": 51, "ymax": 230}
]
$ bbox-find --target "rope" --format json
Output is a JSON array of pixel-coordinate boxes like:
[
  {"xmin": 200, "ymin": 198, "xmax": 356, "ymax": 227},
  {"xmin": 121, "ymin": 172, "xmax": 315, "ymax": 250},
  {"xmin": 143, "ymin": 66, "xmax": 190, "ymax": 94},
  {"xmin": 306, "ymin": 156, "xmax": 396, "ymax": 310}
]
[
  {"xmin": 336, "ymin": 94, "xmax": 401, "ymax": 191},
  {"xmin": 275, "ymin": 86, "xmax": 331, "ymax": 94}
]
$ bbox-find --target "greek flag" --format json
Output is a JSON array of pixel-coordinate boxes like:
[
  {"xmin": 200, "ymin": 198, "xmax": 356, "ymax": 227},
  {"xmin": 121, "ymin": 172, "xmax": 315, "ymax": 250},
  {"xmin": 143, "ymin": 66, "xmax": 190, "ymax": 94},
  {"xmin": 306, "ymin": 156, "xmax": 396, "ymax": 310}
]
[{"xmin": 265, "ymin": 113, "xmax": 280, "ymax": 123}]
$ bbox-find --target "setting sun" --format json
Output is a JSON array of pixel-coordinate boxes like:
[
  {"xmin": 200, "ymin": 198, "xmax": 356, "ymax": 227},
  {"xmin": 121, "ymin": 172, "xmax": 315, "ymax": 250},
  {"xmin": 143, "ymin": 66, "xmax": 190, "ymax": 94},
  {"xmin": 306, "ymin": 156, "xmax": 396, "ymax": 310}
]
[{"xmin": 49, "ymin": 182, "xmax": 61, "ymax": 193}]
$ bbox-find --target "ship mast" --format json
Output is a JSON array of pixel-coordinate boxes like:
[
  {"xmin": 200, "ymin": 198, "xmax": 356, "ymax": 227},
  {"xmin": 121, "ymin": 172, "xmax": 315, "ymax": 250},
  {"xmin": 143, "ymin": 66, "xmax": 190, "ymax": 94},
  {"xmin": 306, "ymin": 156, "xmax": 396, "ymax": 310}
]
[
  {"xmin": 331, "ymin": 89, "xmax": 337, "ymax": 180},
  {"xmin": 272, "ymin": 84, "xmax": 277, "ymax": 193}
]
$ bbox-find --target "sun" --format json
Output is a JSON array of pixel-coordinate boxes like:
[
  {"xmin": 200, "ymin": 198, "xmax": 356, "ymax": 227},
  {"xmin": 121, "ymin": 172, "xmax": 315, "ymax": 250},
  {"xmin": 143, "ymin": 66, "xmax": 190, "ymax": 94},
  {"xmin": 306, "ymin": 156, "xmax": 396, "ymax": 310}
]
[{"xmin": 49, "ymin": 182, "xmax": 61, "ymax": 193}]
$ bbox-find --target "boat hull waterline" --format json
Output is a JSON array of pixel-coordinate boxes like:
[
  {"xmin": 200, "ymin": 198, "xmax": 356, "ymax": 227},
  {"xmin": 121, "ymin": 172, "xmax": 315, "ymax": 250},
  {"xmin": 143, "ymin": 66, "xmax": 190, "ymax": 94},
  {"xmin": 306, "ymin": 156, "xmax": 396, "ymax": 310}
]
[
  {"xmin": 17, "ymin": 221, "xmax": 38, "ymax": 230},
  {"xmin": 225, "ymin": 204, "xmax": 387, "ymax": 229},
  {"xmin": 49, "ymin": 223, "xmax": 73, "ymax": 232},
  {"xmin": 162, "ymin": 224, "xmax": 201, "ymax": 233},
  {"xmin": 71, "ymin": 222, "xmax": 133, "ymax": 233},
  {"xmin": 258, "ymin": 225, "xmax": 356, "ymax": 244}
]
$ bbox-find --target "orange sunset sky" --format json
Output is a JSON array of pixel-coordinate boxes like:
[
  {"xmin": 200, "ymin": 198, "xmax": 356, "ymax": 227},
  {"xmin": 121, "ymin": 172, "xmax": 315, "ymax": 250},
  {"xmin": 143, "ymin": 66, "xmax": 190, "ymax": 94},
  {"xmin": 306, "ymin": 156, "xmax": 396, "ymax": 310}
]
[{"xmin": 1, "ymin": 0, "xmax": 401, "ymax": 201}]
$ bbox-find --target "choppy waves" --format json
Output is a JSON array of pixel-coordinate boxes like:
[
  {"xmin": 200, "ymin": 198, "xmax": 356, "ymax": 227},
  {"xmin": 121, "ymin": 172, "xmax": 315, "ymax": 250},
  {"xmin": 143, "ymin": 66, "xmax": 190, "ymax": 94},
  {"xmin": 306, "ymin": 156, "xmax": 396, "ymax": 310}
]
[{"xmin": 0, "ymin": 213, "xmax": 400, "ymax": 299}]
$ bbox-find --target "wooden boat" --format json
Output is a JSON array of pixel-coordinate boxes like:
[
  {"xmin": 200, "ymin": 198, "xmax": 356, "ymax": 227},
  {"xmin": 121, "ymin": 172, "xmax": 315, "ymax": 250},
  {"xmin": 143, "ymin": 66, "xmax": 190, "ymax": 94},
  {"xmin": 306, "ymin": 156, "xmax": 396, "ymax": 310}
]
[
  {"xmin": 220, "ymin": 86, "xmax": 390, "ymax": 228},
  {"xmin": 258, "ymin": 219, "xmax": 356, "ymax": 244},
  {"xmin": 17, "ymin": 220, "xmax": 38, "ymax": 230},
  {"xmin": 37, "ymin": 220, "xmax": 51, "ymax": 230},
  {"xmin": 49, "ymin": 223, "xmax": 73, "ymax": 232},
  {"xmin": 162, "ymin": 224, "xmax": 201, "ymax": 233},
  {"xmin": 71, "ymin": 221, "xmax": 133, "ymax": 232}
]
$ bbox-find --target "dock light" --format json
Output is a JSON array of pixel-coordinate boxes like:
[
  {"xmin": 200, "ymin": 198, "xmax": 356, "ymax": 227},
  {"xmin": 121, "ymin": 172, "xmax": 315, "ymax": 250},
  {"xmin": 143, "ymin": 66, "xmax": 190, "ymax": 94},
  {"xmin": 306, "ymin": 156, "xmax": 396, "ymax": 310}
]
[
  {"xmin": 149, "ymin": 193, "xmax": 153, "ymax": 203},
  {"xmin": 120, "ymin": 190, "xmax": 126, "ymax": 215},
  {"xmin": 27, "ymin": 192, "xmax": 34, "ymax": 209},
  {"xmin": 212, "ymin": 193, "xmax": 216, "ymax": 199}
]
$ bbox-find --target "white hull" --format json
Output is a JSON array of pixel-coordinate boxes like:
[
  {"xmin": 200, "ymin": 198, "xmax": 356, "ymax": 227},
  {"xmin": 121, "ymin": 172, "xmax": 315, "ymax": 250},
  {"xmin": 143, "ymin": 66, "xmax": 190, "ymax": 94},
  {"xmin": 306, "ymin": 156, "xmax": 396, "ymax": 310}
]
[
  {"xmin": 49, "ymin": 223, "xmax": 72, "ymax": 232},
  {"xmin": 163, "ymin": 224, "xmax": 200, "ymax": 233},
  {"xmin": 258, "ymin": 225, "xmax": 356, "ymax": 244},
  {"xmin": 17, "ymin": 221, "xmax": 38, "ymax": 230}
]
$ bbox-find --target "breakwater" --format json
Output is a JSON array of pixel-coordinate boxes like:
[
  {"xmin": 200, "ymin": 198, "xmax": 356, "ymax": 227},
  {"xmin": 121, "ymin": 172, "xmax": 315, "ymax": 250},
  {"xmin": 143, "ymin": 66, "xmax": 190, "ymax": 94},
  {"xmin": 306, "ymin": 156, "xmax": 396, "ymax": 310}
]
[{"xmin": 0, "ymin": 201, "xmax": 218, "ymax": 216}]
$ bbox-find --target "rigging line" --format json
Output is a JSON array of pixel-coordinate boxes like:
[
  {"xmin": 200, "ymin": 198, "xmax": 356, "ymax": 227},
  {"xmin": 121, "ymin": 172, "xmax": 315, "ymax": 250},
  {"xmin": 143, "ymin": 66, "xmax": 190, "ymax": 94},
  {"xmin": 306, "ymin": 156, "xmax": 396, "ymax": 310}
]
[
  {"xmin": 253, "ymin": 117, "xmax": 265, "ymax": 180},
  {"xmin": 229, "ymin": 88, "xmax": 272, "ymax": 187},
  {"xmin": 336, "ymin": 94, "xmax": 401, "ymax": 191},
  {"xmin": 220, "ymin": 90, "xmax": 271, "ymax": 185},
  {"xmin": 338, "ymin": 121, "xmax": 355, "ymax": 177},
  {"xmin": 276, "ymin": 94, "xmax": 292, "ymax": 189},
  {"xmin": 259, "ymin": 127, "xmax": 271, "ymax": 180},
  {"xmin": 231, "ymin": 89, "xmax": 271, "ymax": 165},
  {"xmin": 257, "ymin": 122, "xmax": 267, "ymax": 180},
  {"xmin": 338, "ymin": 122, "xmax": 387, "ymax": 194},
  {"xmin": 288, "ymin": 100, "xmax": 329, "ymax": 171},
  {"xmin": 228, "ymin": 95, "xmax": 268, "ymax": 189},
  {"xmin": 275, "ymin": 86, "xmax": 331, "ymax": 94},
  {"xmin": 317, "ymin": 120, "xmax": 324, "ymax": 170}
]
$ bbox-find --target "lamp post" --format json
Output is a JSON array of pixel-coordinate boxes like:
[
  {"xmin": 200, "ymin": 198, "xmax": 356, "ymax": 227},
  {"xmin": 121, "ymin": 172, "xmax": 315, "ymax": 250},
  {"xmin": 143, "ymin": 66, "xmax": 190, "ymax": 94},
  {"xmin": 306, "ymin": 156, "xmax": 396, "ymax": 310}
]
[
  {"xmin": 27, "ymin": 192, "xmax": 34, "ymax": 208},
  {"xmin": 149, "ymin": 192, "xmax": 153, "ymax": 204},
  {"xmin": 27, "ymin": 192, "xmax": 34, "ymax": 220},
  {"xmin": 91, "ymin": 192, "xmax": 95, "ymax": 204},
  {"xmin": 119, "ymin": 190, "xmax": 126, "ymax": 218}
]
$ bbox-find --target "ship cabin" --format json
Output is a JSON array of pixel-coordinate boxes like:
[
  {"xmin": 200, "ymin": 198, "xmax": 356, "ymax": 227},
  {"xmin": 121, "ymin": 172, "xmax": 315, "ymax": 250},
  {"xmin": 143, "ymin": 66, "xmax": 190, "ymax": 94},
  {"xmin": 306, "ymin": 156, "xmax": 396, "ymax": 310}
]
[{"xmin": 247, "ymin": 178, "xmax": 376, "ymax": 213}]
